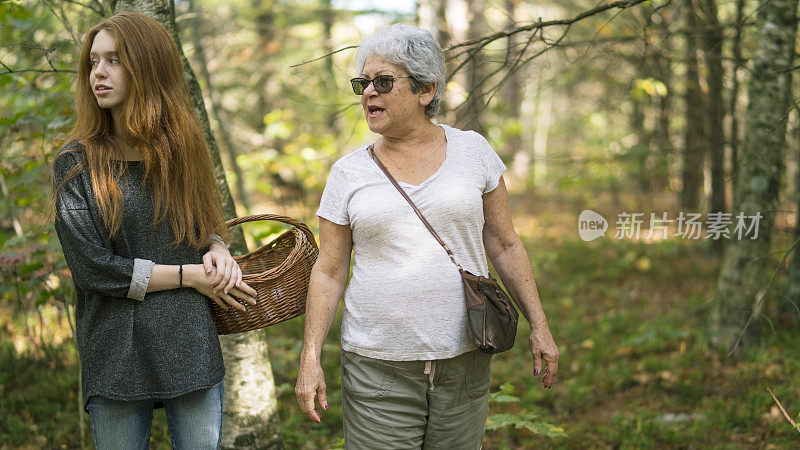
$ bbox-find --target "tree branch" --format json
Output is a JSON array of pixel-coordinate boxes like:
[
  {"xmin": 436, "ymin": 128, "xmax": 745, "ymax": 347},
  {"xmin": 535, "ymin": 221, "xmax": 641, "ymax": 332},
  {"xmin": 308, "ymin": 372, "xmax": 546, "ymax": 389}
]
[
  {"xmin": 61, "ymin": 0, "xmax": 106, "ymax": 16},
  {"xmin": 0, "ymin": 68, "xmax": 75, "ymax": 76},
  {"xmin": 0, "ymin": 45, "xmax": 75, "ymax": 76},
  {"xmin": 289, "ymin": 45, "xmax": 358, "ymax": 68},
  {"xmin": 728, "ymin": 235, "xmax": 800, "ymax": 356},
  {"xmin": 42, "ymin": 0, "xmax": 80, "ymax": 44},
  {"xmin": 445, "ymin": 0, "xmax": 647, "ymax": 53},
  {"xmin": 767, "ymin": 386, "xmax": 800, "ymax": 434},
  {"xmin": 291, "ymin": 0, "xmax": 649, "ymax": 71}
]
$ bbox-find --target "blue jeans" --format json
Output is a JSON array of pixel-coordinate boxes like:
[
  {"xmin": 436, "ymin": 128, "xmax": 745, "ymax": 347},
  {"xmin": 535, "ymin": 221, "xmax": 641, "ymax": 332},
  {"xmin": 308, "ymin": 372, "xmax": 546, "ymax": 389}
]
[{"xmin": 86, "ymin": 381, "xmax": 223, "ymax": 449}]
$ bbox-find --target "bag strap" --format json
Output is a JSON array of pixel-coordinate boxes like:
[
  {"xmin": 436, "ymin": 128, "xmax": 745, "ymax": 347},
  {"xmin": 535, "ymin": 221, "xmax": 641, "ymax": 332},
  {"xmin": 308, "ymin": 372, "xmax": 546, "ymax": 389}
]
[{"xmin": 368, "ymin": 144, "xmax": 464, "ymax": 271}]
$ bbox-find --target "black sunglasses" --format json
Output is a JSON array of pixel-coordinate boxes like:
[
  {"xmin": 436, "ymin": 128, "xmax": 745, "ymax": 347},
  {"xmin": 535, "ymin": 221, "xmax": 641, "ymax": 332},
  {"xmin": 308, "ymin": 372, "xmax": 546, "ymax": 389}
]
[{"xmin": 350, "ymin": 75, "xmax": 413, "ymax": 95}]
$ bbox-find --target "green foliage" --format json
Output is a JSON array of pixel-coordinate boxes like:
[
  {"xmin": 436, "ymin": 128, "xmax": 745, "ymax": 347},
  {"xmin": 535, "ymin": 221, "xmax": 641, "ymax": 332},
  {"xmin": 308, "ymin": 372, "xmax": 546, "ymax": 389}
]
[
  {"xmin": 487, "ymin": 382, "xmax": 567, "ymax": 439},
  {"xmin": 486, "ymin": 413, "xmax": 567, "ymax": 438},
  {"xmin": 1, "ymin": 0, "xmax": 796, "ymax": 448},
  {"xmin": 5, "ymin": 216, "xmax": 800, "ymax": 447},
  {"xmin": 489, "ymin": 381, "xmax": 521, "ymax": 404}
]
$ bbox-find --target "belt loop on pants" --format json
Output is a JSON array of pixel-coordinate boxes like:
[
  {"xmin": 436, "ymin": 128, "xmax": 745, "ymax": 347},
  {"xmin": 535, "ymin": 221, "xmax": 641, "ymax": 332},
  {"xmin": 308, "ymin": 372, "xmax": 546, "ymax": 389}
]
[{"xmin": 424, "ymin": 360, "xmax": 436, "ymax": 391}]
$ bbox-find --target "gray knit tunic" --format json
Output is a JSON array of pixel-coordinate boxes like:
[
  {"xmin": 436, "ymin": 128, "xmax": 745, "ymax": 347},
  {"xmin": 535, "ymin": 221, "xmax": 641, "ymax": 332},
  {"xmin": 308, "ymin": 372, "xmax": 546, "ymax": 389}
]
[{"xmin": 53, "ymin": 144, "xmax": 225, "ymax": 410}]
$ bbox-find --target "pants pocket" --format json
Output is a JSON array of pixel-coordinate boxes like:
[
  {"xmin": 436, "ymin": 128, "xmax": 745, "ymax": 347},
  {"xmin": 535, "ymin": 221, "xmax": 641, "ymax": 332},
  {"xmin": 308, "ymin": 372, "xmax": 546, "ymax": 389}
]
[
  {"xmin": 341, "ymin": 352, "xmax": 396, "ymax": 400},
  {"xmin": 465, "ymin": 350, "xmax": 493, "ymax": 399}
]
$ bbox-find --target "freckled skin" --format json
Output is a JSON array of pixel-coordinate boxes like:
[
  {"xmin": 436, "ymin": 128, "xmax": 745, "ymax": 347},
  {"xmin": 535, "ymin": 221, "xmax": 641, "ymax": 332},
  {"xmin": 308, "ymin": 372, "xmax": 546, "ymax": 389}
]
[{"xmin": 360, "ymin": 55, "xmax": 430, "ymax": 139}]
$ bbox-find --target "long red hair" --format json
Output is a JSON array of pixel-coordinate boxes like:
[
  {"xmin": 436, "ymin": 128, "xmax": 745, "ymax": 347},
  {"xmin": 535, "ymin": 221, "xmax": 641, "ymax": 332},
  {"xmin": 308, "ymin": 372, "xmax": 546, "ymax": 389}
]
[{"xmin": 59, "ymin": 12, "xmax": 226, "ymax": 248}]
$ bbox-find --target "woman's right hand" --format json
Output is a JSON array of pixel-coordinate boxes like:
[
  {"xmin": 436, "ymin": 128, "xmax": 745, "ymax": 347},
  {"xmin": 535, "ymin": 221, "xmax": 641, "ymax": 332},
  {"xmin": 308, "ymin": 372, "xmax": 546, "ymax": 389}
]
[
  {"xmin": 185, "ymin": 264, "xmax": 256, "ymax": 312},
  {"xmin": 296, "ymin": 356, "xmax": 328, "ymax": 423}
]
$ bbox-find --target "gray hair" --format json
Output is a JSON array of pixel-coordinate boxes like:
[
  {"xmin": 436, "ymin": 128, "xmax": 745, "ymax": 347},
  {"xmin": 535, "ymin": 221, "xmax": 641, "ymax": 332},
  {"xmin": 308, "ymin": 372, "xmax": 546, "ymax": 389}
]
[{"xmin": 356, "ymin": 24, "xmax": 446, "ymax": 118}]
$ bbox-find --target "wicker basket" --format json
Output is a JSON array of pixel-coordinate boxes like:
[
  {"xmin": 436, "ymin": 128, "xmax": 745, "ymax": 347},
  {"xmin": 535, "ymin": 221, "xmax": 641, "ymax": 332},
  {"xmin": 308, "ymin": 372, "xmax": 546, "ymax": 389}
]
[{"xmin": 210, "ymin": 214, "xmax": 319, "ymax": 335}]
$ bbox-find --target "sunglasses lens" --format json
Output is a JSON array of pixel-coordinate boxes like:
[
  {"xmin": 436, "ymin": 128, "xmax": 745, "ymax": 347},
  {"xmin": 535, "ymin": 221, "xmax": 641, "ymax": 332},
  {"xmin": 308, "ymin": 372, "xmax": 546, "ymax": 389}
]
[
  {"xmin": 374, "ymin": 76, "xmax": 393, "ymax": 93},
  {"xmin": 351, "ymin": 78, "xmax": 367, "ymax": 95}
]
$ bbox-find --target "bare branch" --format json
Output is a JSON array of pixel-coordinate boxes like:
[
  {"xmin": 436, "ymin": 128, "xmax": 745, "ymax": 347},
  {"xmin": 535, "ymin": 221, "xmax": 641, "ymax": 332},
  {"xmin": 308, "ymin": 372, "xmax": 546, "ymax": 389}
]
[
  {"xmin": 289, "ymin": 45, "xmax": 358, "ymax": 68},
  {"xmin": 0, "ymin": 62, "xmax": 75, "ymax": 76},
  {"xmin": 42, "ymin": 0, "xmax": 80, "ymax": 44},
  {"xmin": 292, "ymin": 0, "xmax": 648, "ymax": 71},
  {"xmin": 728, "ymin": 235, "xmax": 800, "ymax": 356},
  {"xmin": 0, "ymin": 45, "xmax": 74, "ymax": 76},
  {"xmin": 61, "ymin": 0, "xmax": 106, "ymax": 16},
  {"xmin": 767, "ymin": 387, "xmax": 800, "ymax": 434},
  {"xmin": 445, "ymin": 0, "xmax": 647, "ymax": 53}
]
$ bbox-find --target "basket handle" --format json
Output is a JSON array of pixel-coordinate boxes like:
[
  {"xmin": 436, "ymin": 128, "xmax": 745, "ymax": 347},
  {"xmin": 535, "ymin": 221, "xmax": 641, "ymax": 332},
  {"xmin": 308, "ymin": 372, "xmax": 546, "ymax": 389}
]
[{"xmin": 225, "ymin": 213, "xmax": 318, "ymax": 250}]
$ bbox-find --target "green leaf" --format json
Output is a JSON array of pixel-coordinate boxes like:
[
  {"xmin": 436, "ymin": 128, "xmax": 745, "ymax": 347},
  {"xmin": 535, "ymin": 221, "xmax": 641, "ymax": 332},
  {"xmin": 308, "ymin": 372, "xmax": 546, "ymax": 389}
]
[
  {"xmin": 489, "ymin": 381, "xmax": 518, "ymax": 403},
  {"xmin": 329, "ymin": 437, "xmax": 345, "ymax": 450},
  {"xmin": 0, "ymin": 111, "xmax": 26, "ymax": 126},
  {"xmin": 519, "ymin": 421, "xmax": 568, "ymax": 438},
  {"xmin": 36, "ymin": 290, "xmax": 51, "ymax": 306},
  {"xmin": 490, "ymin": 394, "xmax": 520, "ymax": 403},
  {"xmin": 485, "ymin": 413, "xmax": 520, "ymax": 430}
]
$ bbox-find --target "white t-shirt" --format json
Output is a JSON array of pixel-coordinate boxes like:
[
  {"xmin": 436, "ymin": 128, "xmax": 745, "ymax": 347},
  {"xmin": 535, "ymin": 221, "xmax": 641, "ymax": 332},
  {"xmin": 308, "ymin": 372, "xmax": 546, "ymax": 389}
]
[{"xmin": 317, "ymin": 124, "xmax": 507, "ymax": 361}]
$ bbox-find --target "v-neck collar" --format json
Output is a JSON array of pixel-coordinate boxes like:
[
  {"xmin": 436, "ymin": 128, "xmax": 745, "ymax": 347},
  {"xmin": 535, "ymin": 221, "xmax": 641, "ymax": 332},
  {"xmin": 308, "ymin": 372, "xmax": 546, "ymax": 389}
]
[{"xmin": 372, "ymin": 124, "xmax": 450, "ymax": 189}]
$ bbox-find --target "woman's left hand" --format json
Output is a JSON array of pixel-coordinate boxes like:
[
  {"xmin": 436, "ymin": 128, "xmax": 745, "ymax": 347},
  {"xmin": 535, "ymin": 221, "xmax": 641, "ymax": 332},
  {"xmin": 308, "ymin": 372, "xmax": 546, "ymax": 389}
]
[
  {"xmin": 530, "ymin": 326, "xmax": 559, "ymax": 389},
  {"xmin": 202, "ymin": 241, "xmax": 243, "ymax": 295}
]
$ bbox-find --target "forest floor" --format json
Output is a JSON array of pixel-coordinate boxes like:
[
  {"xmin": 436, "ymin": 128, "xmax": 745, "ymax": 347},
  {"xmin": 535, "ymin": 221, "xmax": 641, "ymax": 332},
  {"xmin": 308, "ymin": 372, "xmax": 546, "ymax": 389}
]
[{"xmin": 2, "ymin": 188, "xmax": 800, "ymax": 448}]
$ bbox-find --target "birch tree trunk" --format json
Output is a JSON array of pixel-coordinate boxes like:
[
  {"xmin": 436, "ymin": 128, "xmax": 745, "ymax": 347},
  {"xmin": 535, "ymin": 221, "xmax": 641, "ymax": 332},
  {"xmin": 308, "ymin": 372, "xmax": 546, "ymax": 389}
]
[
  {"xmin": 708, "ymin": 0, "xmax": 798, "ymax": 354},
  {"xmin": 111, "ymin": 1, "xmax": 283, "ymax": 446}
]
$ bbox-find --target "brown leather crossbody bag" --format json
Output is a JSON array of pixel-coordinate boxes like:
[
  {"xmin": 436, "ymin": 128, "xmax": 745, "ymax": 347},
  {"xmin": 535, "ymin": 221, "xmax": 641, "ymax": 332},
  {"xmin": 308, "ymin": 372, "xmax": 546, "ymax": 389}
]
[{"xmin": 369, "ymin": 145, "xmax": 518, "ymax": 354}]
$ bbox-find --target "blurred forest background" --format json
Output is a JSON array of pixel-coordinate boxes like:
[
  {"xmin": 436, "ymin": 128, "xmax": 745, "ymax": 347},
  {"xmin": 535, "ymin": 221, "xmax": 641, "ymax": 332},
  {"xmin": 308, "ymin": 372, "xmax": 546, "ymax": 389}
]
[{"xmin": 2, "ymin": 0, "xmax": 800, "ymax": 447}]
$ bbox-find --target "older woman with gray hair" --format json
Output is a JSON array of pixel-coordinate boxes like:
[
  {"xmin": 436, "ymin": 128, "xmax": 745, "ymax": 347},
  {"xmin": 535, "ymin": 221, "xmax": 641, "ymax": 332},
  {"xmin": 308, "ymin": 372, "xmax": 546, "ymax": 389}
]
[{"xmin": 296, "ymin": 23, "xmax": 559, "ymax": 448}]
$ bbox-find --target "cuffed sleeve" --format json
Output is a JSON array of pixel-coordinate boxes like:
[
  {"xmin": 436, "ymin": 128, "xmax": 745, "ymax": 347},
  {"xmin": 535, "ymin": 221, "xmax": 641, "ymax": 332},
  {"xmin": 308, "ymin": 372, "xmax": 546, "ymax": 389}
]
[
  {"xmin": 127, "ymin": 258, "xmax": 155, "ymax": 301},
  {"xmin": 53, "ymin": 150, "xmax": 141, "ymax": 300},
  {"xmin": 209, "ymin": 234, "xmax": 227, "ymax": 248}
]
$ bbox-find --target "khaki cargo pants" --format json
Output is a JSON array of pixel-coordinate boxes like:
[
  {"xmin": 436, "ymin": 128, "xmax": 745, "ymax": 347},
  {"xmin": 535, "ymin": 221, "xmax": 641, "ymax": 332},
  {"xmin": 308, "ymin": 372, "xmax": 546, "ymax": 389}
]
[{"xmin": 341, "ymin": 349, "xmax": 492, "ymax": 450}]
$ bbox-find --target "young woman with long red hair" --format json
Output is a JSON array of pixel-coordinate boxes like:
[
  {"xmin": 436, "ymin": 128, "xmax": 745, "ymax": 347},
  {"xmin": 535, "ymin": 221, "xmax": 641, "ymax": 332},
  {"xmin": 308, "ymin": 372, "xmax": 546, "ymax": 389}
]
[{"xmin": 52, "ymin": 12, "xmax": 256, "ymax": 447}]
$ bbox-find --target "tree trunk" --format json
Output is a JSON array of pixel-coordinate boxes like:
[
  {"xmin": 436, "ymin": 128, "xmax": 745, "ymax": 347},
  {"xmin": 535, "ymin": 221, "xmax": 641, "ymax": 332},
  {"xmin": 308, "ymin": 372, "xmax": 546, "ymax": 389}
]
[
  {"xmin": 461, "ymin": 0, "xmax": 486, "ymax": 134},
  {"xmin": 321, "ymin": 0, "xmax": 337, "ymax": 132},
  {"xmin": 699, "ymin": 0, "xmax": 726, "ymax": 253},
  {"xmin": 503, "ymin": 0, "xmax": 523, "ymax": 162},
  {"xmin": 784, "ymin": 122, "xmax": 800, "ymax": 326},
  {"xmin": 681, "ymin": 0, "xmax": 706, "ymax": 211},
  {"xmin": 417, "ymin": 0, "xmax": 452, "ymax": 120},
  {"xmin": 185, "ymin": 0, "xmax": 251, "ymax": 213},
  {"xmin": 112, "ymin": 1, "xmax": 283, "ymax": 447},
  {"xmin": 531, "ymin": 70, "xmax": 551, "ymax": 184},
  {"xmin": 652, "ymin": 24, "xmax": 674, "ymax": 194},
  {"xmin": 253, "ymin": 0, "xmax": 277, "ymax": 134},
  {"xmin": 728, "ymin": 0, "xmax": 745, "ymax": 204},
  {"xmin": 630, "ymin": 88, "xmax": 649, "ymax": 193},
  {"xmin": 435, "ymin": 0, "xmax": 452, "ymax": 119},
  {"xmin": 708, "ymin": 0, "xmax": 798, "ymax": 354}
]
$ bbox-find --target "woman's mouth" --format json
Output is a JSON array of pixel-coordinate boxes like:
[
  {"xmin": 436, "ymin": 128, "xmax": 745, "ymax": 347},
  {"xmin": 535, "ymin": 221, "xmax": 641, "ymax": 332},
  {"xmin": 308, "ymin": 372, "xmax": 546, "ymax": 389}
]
[
  {"xmin": 94, "ymin": 85, "xmax": 112, "ymax": 95},
  {"xmin": 367, "ymin": 106, "xmax": 385, "ymax": 118}
]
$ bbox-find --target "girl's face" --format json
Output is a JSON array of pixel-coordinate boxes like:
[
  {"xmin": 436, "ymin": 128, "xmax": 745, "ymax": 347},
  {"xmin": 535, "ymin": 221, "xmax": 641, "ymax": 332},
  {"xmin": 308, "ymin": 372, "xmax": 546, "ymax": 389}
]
[{"xmin": 89, "ymin": 29, "xmax": 129, "ymax": 112}]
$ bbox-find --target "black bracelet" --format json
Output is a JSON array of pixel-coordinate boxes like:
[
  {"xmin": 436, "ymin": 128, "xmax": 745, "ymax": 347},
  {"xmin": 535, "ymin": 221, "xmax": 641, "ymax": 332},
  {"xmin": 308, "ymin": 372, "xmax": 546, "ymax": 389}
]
[{"xmin": 179, "ymin": 264, "xmax": 183, "ymax": 288}]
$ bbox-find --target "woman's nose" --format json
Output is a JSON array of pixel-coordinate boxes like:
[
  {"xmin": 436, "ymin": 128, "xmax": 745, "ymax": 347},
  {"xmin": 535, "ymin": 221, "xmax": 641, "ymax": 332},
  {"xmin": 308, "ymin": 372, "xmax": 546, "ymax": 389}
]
[
  {"xmin": 93, "ymin": 61, "xmax": 108, "ymax": 78},
  {"xmin": 362, "ymin": 83, "xmax": 378, "ymax": 97},
  {"xmin": 362, "ymin": 80, "xmax": 378, "ymax": 96}
]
